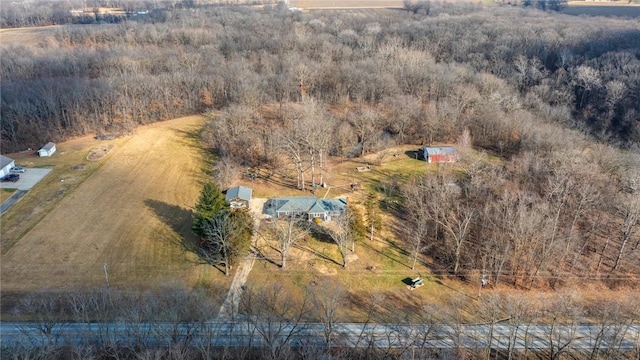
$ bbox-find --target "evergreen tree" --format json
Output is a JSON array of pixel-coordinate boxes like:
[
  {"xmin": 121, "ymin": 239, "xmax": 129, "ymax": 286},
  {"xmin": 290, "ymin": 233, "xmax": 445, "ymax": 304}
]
[{"xmin": 193, "ymin": 182, "xmax": 229, "ymax": 237}]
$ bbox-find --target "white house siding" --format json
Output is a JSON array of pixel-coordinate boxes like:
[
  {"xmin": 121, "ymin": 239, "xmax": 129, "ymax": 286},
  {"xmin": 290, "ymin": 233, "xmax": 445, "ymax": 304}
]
[
  {"xmin": 38, "ymin": 143, "xmax": 56, "ymax": 157},
  {"xmin": 0, "ymin": 156, "xmax": 15, "ymax": 177}
]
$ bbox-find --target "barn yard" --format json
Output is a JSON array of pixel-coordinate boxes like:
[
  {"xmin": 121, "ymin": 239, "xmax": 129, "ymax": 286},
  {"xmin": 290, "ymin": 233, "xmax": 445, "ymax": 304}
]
[{"xmin": 0, "ymin": 116, "xmax": 232, "ymax": 307}]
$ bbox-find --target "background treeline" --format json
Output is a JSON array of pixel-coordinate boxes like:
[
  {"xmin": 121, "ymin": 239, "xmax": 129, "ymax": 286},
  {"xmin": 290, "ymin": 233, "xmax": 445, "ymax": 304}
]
[
  {"xmin": 0, "ymin": 0, "xmax": 277, "ymax": 28},
  {"xmin": 1, "ymin": 3, "xmax": 639, "ymax": 152},
  {"xmin": 4, "ymin": 285, "xmax": 639, "ymax": 359}
]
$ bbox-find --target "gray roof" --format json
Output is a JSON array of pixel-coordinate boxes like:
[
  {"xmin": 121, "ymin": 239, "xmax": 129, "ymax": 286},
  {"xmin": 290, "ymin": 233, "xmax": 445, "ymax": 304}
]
[
  {"xmin": 1, "ymin": 155, "xmax": 15, "ymax": 169},
  {"xmin": 226, "ymin": 186, "xmax": 252, "ymax": 202},
  {"xmin": 271, "ymin": 196, "xmax": 347, "ymax": 215},
  {"xmin": 422, "ymin": 146, "xmax": 457, "ymax": 155},
  {"xmin": 41, "ymin": 142, "xmax": 56, "ymax": 151}
]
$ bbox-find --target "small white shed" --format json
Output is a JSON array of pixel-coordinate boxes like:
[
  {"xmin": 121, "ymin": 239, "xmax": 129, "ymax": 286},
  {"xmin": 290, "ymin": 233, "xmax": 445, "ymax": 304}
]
[
  {"xmin": 0, "ymin": 155, "xmax": 16, "ymax": 177},
  {"xmin": 38, "ymin": 142, "xmax": 56, "ymax": 157}
]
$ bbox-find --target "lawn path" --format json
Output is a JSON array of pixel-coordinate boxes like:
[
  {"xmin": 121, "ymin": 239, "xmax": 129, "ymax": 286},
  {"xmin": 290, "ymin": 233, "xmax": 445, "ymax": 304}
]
[{"xmin": 217, "ymin": 198, "xmax": 267, "ymax": 319}]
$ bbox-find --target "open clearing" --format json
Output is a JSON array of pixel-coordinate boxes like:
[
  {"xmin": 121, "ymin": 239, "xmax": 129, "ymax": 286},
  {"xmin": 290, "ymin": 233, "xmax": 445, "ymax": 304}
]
[
  {"xmin": 0, "ymin": 116, "xmax": 231, "ymax": 301},
  {"xmin": 0, "ymin": 25, "xmax": 61, "ymax": 46}
]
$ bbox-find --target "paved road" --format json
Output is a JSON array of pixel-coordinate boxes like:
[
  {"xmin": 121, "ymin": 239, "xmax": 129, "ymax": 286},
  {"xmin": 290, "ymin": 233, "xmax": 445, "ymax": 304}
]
[
  {"xmin": 1, "ymin": 321, "xmax": 638, "ymax": 351},
  {"xmin": 0, "ymin": 190, "xmax": 27, "ymax": 215}
]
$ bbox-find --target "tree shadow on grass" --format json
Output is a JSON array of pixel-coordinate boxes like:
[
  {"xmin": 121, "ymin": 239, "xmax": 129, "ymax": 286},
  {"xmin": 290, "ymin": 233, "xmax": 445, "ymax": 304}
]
[
  {"xmin": 170, "ymin": 127, "xmax": 216, "ymax": 178},
  {"xmin": 345, "ymin": 289, "xmax": 426, "ymax": 323},
  {"xmin": 359, "ymin": 240, "xmax": 411, "ymax": 270},
  {"xmin": 144, "ymin": 199, "xmax": 226, "ymax": 274}
]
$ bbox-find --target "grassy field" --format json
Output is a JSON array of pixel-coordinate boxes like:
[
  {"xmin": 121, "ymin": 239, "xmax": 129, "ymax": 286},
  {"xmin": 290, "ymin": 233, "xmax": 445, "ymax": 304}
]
[
  {"xmin": 0, "ymin": 117, "xmax": 232, "ymax": 309},
  {"xmin": 0, "ymin": 189, "xmax": 17, "ymax": 204},
  {"xmin": 0, "ymin": 25, "xmax": 61, "ymax": 46}
]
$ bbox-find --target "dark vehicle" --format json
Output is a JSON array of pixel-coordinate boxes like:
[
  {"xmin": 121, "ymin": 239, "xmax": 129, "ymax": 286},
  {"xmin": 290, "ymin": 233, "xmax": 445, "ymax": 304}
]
[{"xmin": 2, "ymin": 174, "xmax": 20, "ymax": 182}]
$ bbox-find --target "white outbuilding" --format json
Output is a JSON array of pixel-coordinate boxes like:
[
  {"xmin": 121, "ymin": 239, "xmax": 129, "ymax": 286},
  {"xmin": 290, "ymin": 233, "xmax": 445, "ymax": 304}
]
[
  {"xmin": 0, "ymin": 155, "xmax": 16, "ymax": 177},
  {"xmin": 38, "ymin": 142, "xmax": 56, "ymax": 157}
]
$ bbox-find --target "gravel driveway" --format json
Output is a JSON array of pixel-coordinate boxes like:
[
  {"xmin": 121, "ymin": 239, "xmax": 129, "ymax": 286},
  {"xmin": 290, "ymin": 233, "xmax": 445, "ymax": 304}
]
[{"xmin": 0, "ymin": 168, "xmax": 52, "ymax": 191}]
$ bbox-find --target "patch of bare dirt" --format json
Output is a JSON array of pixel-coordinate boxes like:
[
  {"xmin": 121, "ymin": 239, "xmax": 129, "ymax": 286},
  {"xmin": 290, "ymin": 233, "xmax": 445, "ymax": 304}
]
[{"xmin": 86, "ymin": 144, "xmax": 114, "ymax": 161}]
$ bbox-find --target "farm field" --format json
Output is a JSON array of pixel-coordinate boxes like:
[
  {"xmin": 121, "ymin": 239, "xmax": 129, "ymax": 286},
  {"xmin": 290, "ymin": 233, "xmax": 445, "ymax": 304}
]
[
  {"xmin": 294, "ymin": 0, "xmax": 404, "ymax": 8},
  {"xmin": 0, "ymin": 116, "xmax": 231, "ymax": 310},
  {"xmin": 564, "ymin": 1, "xmax": 640, "ymax": 16}
]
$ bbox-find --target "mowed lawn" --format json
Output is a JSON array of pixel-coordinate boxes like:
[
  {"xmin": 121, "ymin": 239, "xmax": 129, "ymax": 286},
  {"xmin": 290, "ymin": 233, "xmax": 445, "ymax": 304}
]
[{"xmin": 1, "ymin": 116, "xmax": 229, "ymax": 294}]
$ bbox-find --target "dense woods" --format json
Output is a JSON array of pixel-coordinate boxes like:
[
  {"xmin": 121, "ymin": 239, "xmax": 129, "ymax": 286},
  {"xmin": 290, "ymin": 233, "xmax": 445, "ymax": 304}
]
[{"xmin": 2, "ymin": 2, "xmax": 639, "ymax": 282}]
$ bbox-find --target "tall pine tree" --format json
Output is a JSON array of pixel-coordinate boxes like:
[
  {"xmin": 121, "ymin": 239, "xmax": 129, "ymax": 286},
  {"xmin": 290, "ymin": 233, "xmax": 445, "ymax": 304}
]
[{"xmin": 193, "ymin": 182, "xmax": 229, "ymax": 237}]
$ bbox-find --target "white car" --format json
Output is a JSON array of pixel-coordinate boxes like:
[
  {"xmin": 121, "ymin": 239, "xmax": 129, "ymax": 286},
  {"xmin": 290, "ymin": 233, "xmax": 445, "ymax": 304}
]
[{"xmin": 10, "ymin": 166, "xmax": 26, "ymax": 173}]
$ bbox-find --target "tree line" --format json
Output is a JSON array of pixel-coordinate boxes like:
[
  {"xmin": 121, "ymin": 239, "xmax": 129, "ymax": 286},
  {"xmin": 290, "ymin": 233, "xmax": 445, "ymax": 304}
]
[
  {"xmin": 0, "ymin": 0, "xmax": 278, "ymax": 28},
  {"xmin": 4, "ymin": 284, "xmax": 639, "ymax": 359}
]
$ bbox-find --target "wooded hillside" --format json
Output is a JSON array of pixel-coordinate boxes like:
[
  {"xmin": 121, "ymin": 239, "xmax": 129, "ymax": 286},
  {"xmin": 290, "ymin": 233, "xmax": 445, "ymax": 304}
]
[{"xmin": 1, "ymin": 2, "xmax": 639, "ymax": 153}]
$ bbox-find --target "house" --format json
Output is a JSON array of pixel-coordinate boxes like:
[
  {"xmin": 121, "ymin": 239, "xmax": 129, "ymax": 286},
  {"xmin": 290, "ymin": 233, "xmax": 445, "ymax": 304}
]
[
  {"xmin": 266, "ymin": 196, "xmax": 347, "ymax": 221},
  {"xmin": 38, "ymin": 142, "xmax": 56, "ymax": 157},
  {"xmin": 0, "ymin": 155, "xmax": 16, "ymax": 177},
  {"xmin": 420, "ymin": 146, "xmax": 458, "ymax": 163},
  {"xmin": 225, "ymin": 185, "xmax": 252, "ymax": 208}
]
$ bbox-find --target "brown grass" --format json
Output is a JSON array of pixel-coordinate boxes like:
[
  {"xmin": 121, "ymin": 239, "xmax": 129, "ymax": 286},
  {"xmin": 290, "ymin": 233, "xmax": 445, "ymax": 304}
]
[
  {"xmin": 0, "ymin": 25, "xmax": 61, "ymax": 47},
  {"xmin": 0, "ymin": 189, "xmax": 17, "ymax": 203},
  {"xmin": 294, "ymin": 0, "xmax": 404, "ymax": 8},
  {"xmin": 0, "ymin": 117, "xmax": 232, "ymax": 302}
]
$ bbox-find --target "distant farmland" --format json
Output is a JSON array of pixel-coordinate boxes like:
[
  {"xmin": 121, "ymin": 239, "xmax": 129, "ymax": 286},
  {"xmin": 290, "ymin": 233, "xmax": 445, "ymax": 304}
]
[
  {"xmin": 293, "ymin": 0, "xmax": 404, "ymax": 8},
  {"xmin": 563, "ymin": 1, "xmax": 640, "ymax": 17}
]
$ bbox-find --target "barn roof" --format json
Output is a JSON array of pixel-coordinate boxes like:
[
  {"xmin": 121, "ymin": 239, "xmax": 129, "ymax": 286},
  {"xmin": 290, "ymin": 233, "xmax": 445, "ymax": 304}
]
[
  {"xmin": 0, "ymin": 155, "xmax": 14, "ymax": 169},
  {"xmin": 40, "ymin": 142, "xmax": 56, "ymax": 151},
  {"xmin": 422, "ymin": 146, "xmax": 457, "ymax": 155},
  {"xmin": 226, "ymin": 186, "xmax": 252, "ymax": 202}
]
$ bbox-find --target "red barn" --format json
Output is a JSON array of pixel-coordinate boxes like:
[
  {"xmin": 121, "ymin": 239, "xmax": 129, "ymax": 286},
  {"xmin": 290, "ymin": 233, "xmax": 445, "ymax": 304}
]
[{"xmin": 420, "ymin": 146, "xmax": 458, "ymax": 163}]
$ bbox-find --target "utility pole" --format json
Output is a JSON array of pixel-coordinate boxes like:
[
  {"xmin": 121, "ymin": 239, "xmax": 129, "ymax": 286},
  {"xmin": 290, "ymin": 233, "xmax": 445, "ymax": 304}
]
[{"xmin": 103, "ymin": 262, "xmax": 110, "ymax": 288}]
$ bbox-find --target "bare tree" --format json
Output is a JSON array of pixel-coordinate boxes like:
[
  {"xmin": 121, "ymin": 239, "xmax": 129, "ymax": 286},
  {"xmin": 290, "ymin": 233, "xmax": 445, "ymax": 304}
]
[
  {"xmin": 544, "ymin": 290, "xmax": 584, "ymax": 360},
  {"xmin": 267, "ymin": 216, "xmax": 311, "ymax": 269},
  {"xmin": 200, "ymin": 210, "xmax": 253, "ymax": 276},
  {"xmin": 239, "ymin": 284, "xmax": 310, "ymax": 360},
  {"xmin": 612, "ymin": 191, "xmax": 640, "ymax": 272},
  {"xmin": 437, "ymin": 203, "xmax": 474, "ymax": 276},
  {"xmin": 309, "ymin": 279, "xmax": 346, "ymax": 347},
  {"xmin": 349, "ymin": 108, "xmax": 380, "ymax": 158},
  {"xmin": 322, "ymin": 207, "xmax": 360, "ymax": 269},
  {"xmin": 12, "ymin": 292, "xmax": 68, "ymax": 357}
]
